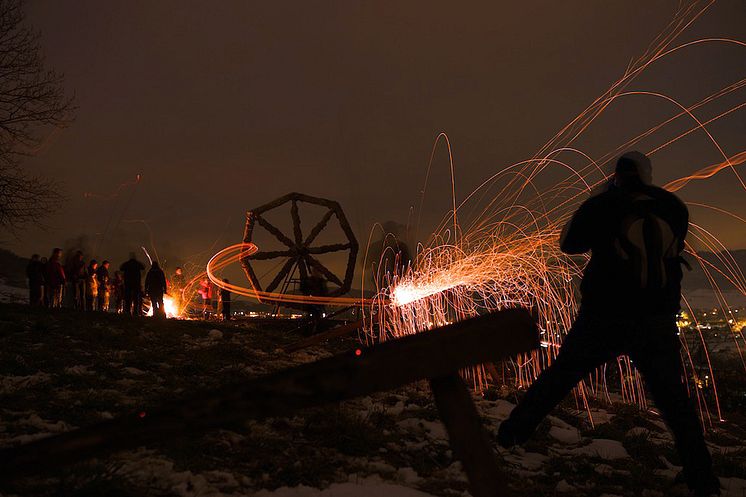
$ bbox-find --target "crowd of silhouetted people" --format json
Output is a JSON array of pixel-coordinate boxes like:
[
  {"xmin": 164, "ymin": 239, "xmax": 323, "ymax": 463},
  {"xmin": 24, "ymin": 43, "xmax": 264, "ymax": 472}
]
[{"xmin": 25, "ymin": 248, "xmax": 186, "ymax": 318}]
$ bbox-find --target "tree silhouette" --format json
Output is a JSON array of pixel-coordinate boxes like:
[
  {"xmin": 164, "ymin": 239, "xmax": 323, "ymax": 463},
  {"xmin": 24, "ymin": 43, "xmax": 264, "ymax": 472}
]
[{"xmin": 0, "ymin": 0, "xmax": 74, "ymax": 230}]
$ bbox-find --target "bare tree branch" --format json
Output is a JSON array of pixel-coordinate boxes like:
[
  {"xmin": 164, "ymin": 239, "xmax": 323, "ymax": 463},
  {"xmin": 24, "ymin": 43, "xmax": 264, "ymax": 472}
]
[{"xmin": 0, "ymin": 0, "xmax": 75, "ymax": 231}]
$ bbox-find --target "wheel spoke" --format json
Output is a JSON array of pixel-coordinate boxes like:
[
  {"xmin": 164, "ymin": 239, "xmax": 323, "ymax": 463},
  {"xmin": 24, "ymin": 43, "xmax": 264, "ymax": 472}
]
[
  {"xmin": 266, "ymin": 257, "xmax": 298, "ymax": 293},
  {"xmin": 307, "ymin": 243, "xmax": 352, "ymax": 254},
  {"xmin": 291, "ymin": 200, "xmax": 303, "ymax": 244},
  {"xmin": 250, "ymin": 250, "xmax": 293, "ymax": 261},
  {"xmin": 297, "ymin": 256, "xmax": 308, "ymax": 282},
  {"xmin": 303, "ymin": 208, "xmax": 335, "ymax": 246},
  {"xmin": 255, "ymin": 215, "xmax": 295, "ymax": 248},
  {"xmin": 305, "ymin": 255, "xmax": 343, "ymax": 287}
]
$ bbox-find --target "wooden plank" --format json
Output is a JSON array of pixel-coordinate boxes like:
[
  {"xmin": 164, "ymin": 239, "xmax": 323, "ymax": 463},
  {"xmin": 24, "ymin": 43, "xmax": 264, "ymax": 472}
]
[
  {"xmin": 431, "ymin": 373, "xmax": 512, "ymax": 497},
  {"xmin": 283, "ymin": 319, "xmax": 364, "ymax": 353},
  {"xmin": 0, "ymin": 308, "xmax": 537, "ymax": 478}
]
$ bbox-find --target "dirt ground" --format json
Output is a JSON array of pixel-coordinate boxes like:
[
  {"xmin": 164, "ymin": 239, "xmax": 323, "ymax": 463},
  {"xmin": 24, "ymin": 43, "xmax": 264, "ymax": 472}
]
[{"xmin": 1, "ymin": 303, "xmax": 745, "ymax": 497}]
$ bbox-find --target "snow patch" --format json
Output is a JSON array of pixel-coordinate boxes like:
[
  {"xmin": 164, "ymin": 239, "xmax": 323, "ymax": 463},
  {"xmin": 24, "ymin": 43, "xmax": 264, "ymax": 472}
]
[
  {"xmin": 555, "ymin": 479, "xmax": 576, "ymax": 492},
  {"xmin": 548, "ymin": 424, "xmax": 580, "ymax": 444},
  {"xmin": 254, "ymin": 482, "xmax": 437, "ymax": 497},
  {"xmin": 482, "ymin": 400, "xmax": 515, "ymax": 421},
  {"xmin": 122, "ymin": 367, "xmax": 147, "ymax": 376},
  {"xmin": 0, "ymin": 372, "xmax": 52, "ymax": 394},
  {"xmin": 567, "ymin": 439, "xmax": 629, "ymax": 460},
  {"xmin": 64, "ymin": 365, "xmax": 94, "ymax": 376}
]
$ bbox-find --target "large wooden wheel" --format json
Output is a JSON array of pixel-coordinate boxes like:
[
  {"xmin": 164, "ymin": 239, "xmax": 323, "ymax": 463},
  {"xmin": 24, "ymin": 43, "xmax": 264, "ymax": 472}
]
[{"xmin": 240, "ymin": 192, "xmax": 358, "ymax": 305}]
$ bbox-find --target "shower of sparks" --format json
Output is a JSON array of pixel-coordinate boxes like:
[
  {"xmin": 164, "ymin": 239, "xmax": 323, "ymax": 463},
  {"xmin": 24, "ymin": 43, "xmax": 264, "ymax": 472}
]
[
  {"xmin": 200, "ymin": 1, "xmax": 745, "ymax": 425},
  {"xmin": 363, "ymin": 1, "xmax": 746, "ymax": 425}
]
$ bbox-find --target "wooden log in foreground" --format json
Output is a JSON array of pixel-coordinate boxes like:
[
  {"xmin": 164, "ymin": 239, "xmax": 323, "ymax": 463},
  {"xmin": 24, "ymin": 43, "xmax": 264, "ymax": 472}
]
[
  {"xmin": 0, "ymin": 308, "xmax": 537, "ymax": 483},
  {"xmin": 283, "ymin": 318, "xmax": 364, "ymax": 352},
  {"xmin": 431, "ymin": 374, "xmax": 512, "ymax": 497}
]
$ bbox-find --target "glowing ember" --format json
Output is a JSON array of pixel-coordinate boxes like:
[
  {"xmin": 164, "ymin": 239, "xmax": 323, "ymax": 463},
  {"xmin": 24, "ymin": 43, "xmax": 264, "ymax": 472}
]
[{"xmin": 391, "ymin": 280, "xmax": 465, "ymax": 306}]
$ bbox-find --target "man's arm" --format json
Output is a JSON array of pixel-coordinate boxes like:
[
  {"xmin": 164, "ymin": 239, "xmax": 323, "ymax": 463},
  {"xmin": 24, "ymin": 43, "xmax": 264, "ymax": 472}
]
[
  {"xmin": 675, "ymin": 196, "xmax": 689, "ymax": 255},
  {"xmin": 559, "ymin": 199, "xmax": 596, "ymax": 254}
]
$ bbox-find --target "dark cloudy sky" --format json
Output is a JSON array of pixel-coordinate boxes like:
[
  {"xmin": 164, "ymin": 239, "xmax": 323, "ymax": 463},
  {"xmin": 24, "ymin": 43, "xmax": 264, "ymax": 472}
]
[{"xmin": 8, "ymin": 1, "xmax": 746, "ymax": 279}]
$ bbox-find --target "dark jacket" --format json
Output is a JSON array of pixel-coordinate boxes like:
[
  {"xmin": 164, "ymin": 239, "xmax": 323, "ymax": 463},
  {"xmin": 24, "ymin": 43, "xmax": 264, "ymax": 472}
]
[
  {"xmin": 144, "ymin": 267, "xmax": 167, "ymax": 297},
  {"xmin": 220, "ymin": 287, "xmax": 231, "ymax": 303},
  {"xmin": 26, "ymin": 260, "xmax": 45, "ymax": 285},
  {"xmin": 45, "ymin": 259, "xmax": 65, "ymax": 287},
  {"xmin": 561, "ymin": 183, "xmax": 688, "ymax": 316},
  {"xmin": 120, "ymin": 259, "xmax": 145, "ymax": 289},
  {"xmin": 67, "ymin": 258, "xmax": 86, "ymax": 283},
  {"xmin": 95, "ymin": 265, "xmax": 109, "ymax": 286}
]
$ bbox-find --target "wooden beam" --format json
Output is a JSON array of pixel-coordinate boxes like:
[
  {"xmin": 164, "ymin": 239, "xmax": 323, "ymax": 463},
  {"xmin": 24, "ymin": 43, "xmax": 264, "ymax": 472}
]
[
  {"xmin": 0, "ymin": 309, "xmax": 537, "ymax": 479},
  {"xmin": 431, "ymin": 374, "xmax": 512, "ymax": 497},
  {"xmin": 283, "ymin": 319, "xmax": 364, "ymax": 353}
]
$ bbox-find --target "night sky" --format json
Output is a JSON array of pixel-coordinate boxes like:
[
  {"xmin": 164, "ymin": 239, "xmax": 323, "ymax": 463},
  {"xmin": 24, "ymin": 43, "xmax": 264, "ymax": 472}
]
[{"xmin": 9, "ymin": 1, "xmax": 746, "ymax": 279}]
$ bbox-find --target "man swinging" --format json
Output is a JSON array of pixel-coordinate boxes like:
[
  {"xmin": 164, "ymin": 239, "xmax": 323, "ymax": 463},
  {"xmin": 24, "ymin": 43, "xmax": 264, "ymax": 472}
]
[{"xmin": 498, "ymin": 152, "xmax": 719, "ymax": 497}]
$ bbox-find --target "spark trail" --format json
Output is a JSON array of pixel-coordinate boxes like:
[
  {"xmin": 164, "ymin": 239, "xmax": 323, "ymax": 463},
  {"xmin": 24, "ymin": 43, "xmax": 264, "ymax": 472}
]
[{"xmin": 203, "ymin": 1, "xmax": 745, "ymax": 424}]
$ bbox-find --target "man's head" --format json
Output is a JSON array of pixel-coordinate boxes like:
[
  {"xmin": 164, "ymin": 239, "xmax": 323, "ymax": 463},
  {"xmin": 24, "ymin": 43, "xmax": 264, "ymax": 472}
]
[
  {"xmin": 90, "ymin": 259, "xmax": 98, "ymax": 269},
  {"xmin": 175, "ymin": 267, "xmax": 183, "ymax": 275},
  {"xmin": 102, "ymin": 260, "xmax": 110, "ymax": 269},
  {"xmin": 615, "ymin": 151, "xmax": 652, "ymax": 188}
]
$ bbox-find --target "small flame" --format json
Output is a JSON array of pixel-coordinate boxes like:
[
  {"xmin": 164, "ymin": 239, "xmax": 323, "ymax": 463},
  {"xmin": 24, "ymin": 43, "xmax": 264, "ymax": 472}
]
[{"xmin": 147, "ymin": 295, "xmax": 181, "ymax": 319}]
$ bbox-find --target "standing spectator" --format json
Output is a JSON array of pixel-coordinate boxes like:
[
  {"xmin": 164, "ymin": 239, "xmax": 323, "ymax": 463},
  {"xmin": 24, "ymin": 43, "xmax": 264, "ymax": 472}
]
[
  {"xmin": 197, "ymin": 278, "xmax": 212, "ymax": 319},
  {"xmin": 171, "ymin": 266, "xmax": 185, "ymax": 291},
  {"xmin": 66, "ymin": 251, "xmax": 86, "ymax": 310},
  {"xmin": 300, "ymin": 266, "xmax": 328, "ymax": 333},
  {"xmin": 120, "ymin": 253, "xmax": 145, "ymax": 316},
  {"xmin": 145, "ymin": 261, "xmax": 168, "ymax": 318},
  {"xmin": 40, "ymin": 257, "xmax": 49, "ymax": 306},
  {"xmin": 26, "ymin": 254, "xmax": 45, "ymax": 306},
  {"xmin": 111, "ymin": 271, "xmax": 125, "ymax": 313},
  {"xmin": 85, "ymin": 260, "xmax": 99, "ymax": 311},
  {"xmin": 45, "ymin": 248, "xmax": 65, "ymax": 308},
  {"xmin": 220, "ymin": 279, "xmax": 231, "ymax": 321},
  {"xmin": 96, "ymin": 260, "xmax": 111, "ymax": 311},
  {"xmin": 170, "ymin": 266, "xmax": 186, "ymax": 312}
]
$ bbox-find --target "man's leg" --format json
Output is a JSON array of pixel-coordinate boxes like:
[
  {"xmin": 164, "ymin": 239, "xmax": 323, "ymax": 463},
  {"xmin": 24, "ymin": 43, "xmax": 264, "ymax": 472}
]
[
  {"xmin": 631, "ymin": 320, "xmax": 718, "ymax": 495},
  {"xmin": 498, "ymin": 314, "xmax": 617, "ymax": 446},
  {"xmin": 135, "ymin": 291, "xmax": 143, "ymax": 316},
  {"xmin": 124, "ymin": 288, "xmax": 132, "ymax": 316}
]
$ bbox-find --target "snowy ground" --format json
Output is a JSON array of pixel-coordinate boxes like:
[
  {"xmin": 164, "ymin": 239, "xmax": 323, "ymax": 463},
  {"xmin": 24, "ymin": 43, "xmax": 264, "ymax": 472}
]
[
  {"xmin": 0, "ymin": 303, "xmax": 745, "ymax": 497},
  {"xmin": 0, "ymin": 280, "xmax": 25, "ymax": 305}
]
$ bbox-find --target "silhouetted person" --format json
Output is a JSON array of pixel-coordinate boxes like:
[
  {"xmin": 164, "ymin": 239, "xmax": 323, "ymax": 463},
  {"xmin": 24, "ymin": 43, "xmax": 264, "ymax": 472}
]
[
  {"xmin": 85, "ymin": 260, "xmax": 99, "ymax": 311},
  {"xmin": 111, "ymin": 271, "xmax": 125, "ymax": 313},
  {"xmin": 366, "ymin": 220, "xmax": 413, "ymax": 291},
  {"xmin": 220, "ymin": 279, "xmax": 231, "ymax": 321},
  {"xmin": 145, "ymin": 261, "xmax": 168, "ymax": 318},
  {"xmin": 120, "ymin": 253, "xmax": 145, "ymax": 316},
  {"xmin": 66, "ymin": 250, "xmax": 86, "ymax": 310},
  {"xmin": 300, "ymin": 266, "xmax": 328, "ymax": 333},
  {"xmin": 197, "ymin": 278, "xmax": 212, "ymax": 319},
  {"xmin": 45, "ymin": 248, "xmax": 65, "ymax": 308},
  {"xmin": 96, "ymin": 260, "xmax": 110, "ymax": 311},
  {"xmin": 497, "ymin": 152, "xmax": 719, "ymax": 496},
  {"xmin": 26, "ymin": 254, "xmax": 44, "ymax": 306},
  {"xmin": 171, "ymin": 266, "xmax": 185, "ymax": 291},
  {"xmin": 171, "ymin": 266, "xmax": 186, "ymax": 311},
  {"xmin": 40, "ymin": 257, "xmax": 49, "ymax": 306}
]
